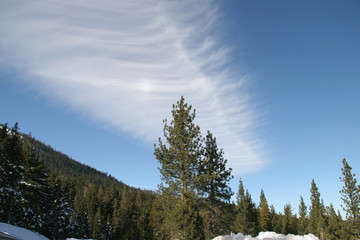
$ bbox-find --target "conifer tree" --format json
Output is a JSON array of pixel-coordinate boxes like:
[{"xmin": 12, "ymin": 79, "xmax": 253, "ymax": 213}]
[
  {"xmin": 281, "ymin": 204, "xmax": 297, "ymax": 234},
  {"xmin": 339, "ymin": 158, "xmax": 360, "ymax": 239},
  {"xmin": 45, "ymin": 178, "xmax": 73, "ymax": 240},
  {"xmin": 258, "ymin": 189, "xmax": 271, "ymax": 231},
  {"xmin": 197, "ymin": 130, "xmax": 233, "ymax": 239},
  {"xmin": 308, "ymin": 179, "xmax": 325, "ymax": 238},
  {"xmin": 154, "ymin": 97, "xmax": 205, "ymax": 239},
  {"xmin": 0, "ymin": 123, "xmax": 24, "ymax": 224},
  {"xmin": 324, "ymin": 204, "xmax": 343, "ymax": 240},
  {"xmin": 197, "ymin": 130, "xmax": 233, "ymax": 202},
  {"xmin": 298, "ymin": 196, "xmax": 308, "ymax": 235},
  {"xmin": 233, "ymin": 179, "xmax": 259, "ymax": 236},
  {"xmin": 20, "ymin": 138, "xmax": 52, "ymax": 232},
  {"xmin": 269, "ymin": 204, "xmax": 281, "ymax": 233},
  {"xmin": 154, "ymin": 96, "xmax": 202, "ymax": 200}
]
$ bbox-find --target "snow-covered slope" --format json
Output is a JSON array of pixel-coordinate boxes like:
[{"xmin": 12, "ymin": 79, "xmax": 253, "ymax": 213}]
[
  {"xmin": 0, "ymin": 222, "xmax": 49, "ymax": 240},
  {"xmin": 213, "ymin": 232, "xmax": 319, "ymax": 240}
]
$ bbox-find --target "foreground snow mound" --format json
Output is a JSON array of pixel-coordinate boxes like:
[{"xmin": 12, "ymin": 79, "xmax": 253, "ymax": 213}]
[
  {"xmin": 213, "ymin": 232, "xmax": 319, "ymax": 240},
  {"xmin": 0, "ymin": 222, "xmax": 49, "ymax": 240}
]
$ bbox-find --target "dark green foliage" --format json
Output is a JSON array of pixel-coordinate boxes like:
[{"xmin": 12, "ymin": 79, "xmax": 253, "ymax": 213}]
[
  {"xmin": 154, "ymin": 97, "xmax": 234, "ymax": 239},
  {"xmin": 45, "ymin": 178, "xmax": 73, "ymax": 240},
  {"xmin": 19, "ymin": 138, "xmax": 52, "ymax": 232},
  {"xmin": 0, "ymin": 123, "xmax": 24, "ymax": 224},
  {"xmin": 308, "ymin": 179, "xmax": 326, "ymax": 238},
  {"xmin": 1, "ymin": 118, "xmax": 358, "ymax": 240},
  {"xmin": 198, "ymin": 131, "xmax": 233, "ymax": 202},
  {"xmin": 172, "ymin": 198, "xmax": 204, "ymax": 240},
  {"xmin": 154, "ymin": 96, "xmax": 203, "ymax": 199},
  {"xmin": 323, "ymin": 204, "xmax": 343, "ymax": 240},
  {"xmin": 281, "ymin": 204, "xmax": 297, "ymax": 235},
  {"xmin": 258, "ymin": 189, "xmax": 270, "ymax": 231},
  {"xmin": 340, "ymin": 159, "xmax": 360, "ymax": 239},
  {"xmin": 233, "ymin": 179, "xmax": 259, "ymax": 236},
  {"xmin": 298, "ymin": 196, "xmax": 308, "ymax": 235}
]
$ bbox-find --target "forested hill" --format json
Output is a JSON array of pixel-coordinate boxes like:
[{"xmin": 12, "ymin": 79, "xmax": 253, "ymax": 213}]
[
  {"xmin": 1, "ymin": 121, "xmax": 359, "ymax": 240},
  {"xmin": 1, "ymin": 123, "xmax": 156, "ymax": 240},
  {"xmin": 24, "ymin": 133, "xmax": 127, "ymax": 189}
]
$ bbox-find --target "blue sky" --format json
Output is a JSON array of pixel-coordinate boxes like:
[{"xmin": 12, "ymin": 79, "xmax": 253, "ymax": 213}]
[{"xmin": 1, "ymin": 0, "xmax": 359, "ymax": 215}]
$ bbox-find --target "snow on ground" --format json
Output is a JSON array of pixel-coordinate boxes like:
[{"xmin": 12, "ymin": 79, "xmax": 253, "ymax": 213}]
[
  {"xmin": 0, "ymin": 222, "xmax": 49, "ymax": 240},
  {"xmin": 213, "ymin": 232, "xmax": 319, "ymax": 240}
]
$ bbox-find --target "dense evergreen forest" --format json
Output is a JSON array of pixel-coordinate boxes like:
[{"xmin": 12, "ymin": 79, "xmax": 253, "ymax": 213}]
[{"xmin": 0, "ymin": 98, "xmax": 359, "ymax": 240}]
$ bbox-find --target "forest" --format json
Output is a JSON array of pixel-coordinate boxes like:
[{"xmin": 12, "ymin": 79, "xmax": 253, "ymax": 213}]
[{"xmin": 0, "ymin": 97, "xmax": 359, "ymax": 240}]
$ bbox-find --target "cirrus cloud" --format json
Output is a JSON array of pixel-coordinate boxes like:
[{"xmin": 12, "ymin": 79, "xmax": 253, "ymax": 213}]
[{"xmin": 0, "ymin": 0, "xmax": 267, "ymax": 175}]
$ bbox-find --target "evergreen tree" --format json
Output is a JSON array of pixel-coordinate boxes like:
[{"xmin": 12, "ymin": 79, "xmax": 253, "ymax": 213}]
[
  {"xmin": 339, "ymin": 158, "xmax": 360, "ymax": 239},
  {"xmin": 45, "ymin": 178, "xmax": 73, "ymax": 240},
  {"xmin": 324, "ymin": 204, "xmax": 343, "ymax": 240},
  {"xmin": 19, "ymin": 138, "xmax": 52, "ymax": 232},
  {"xmin": 281, "ymin": 204, "xmax": 297, "ymax": 235},
  {"xmin": 197, "ymin": 130, "xmax": 233, "ymax": 239},
  {"xmin": 198, "ymin": 130, "xmax": 233, "ymax": 202},
  {"xmin": 172, "ymin": 198, "xmax": 204, "ymax": 240},
  {"xmin": 0, "ymin": 123, "xmax": 24, "ymax": 224},
  {"xmin": 149, "ymin": 193, "xmax": 173, "ymax": 240},
  {"xmin": 154, "ymin": 96, "xmax": 203, "ymax": 200},
  {"xmin": 308, "ymin": 179, "xmax": 325, "ymax": 238},
  {"xmin": 258, "ymin": 189, "xmax": 271, "ymax": 231},
  {"xmin": 298, "ymin": 196, "xmax": 308, "ymax": 235},
  {"xmin": 233, "ymin": 179, "xmax": 259, "ymax": 236},
  {"xmin": 113, "ymin": 186, "xmax": 135, "ymax": 240},
  {"xmin": 269, "ymin": 204, "xmax": 281, "ymax": 233}
]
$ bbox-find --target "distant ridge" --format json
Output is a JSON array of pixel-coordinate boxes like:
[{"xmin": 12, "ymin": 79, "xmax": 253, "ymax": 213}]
[{"xmin": 22, "ymin": 133, "xmax": 129, "ymax": 190}]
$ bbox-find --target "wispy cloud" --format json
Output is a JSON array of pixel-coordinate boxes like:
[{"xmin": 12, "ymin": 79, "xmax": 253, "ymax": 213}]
[{"xmin": 0, "ymin": 0, "xmax": 267, "ymax": 175}]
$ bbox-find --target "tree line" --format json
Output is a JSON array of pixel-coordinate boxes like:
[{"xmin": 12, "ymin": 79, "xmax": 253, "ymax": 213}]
[{"xmin": 0, "ymin": 96, "xmax": 359, "ymax": 240}]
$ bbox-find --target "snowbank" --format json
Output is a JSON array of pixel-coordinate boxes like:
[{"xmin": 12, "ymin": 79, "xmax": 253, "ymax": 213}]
[
  {"xmin": 213, "ymin": 232, "xmax": 319, "ymax": 240},
  {"xmin": 0, "ymin": 222, "xmax": 49, "ymax": 240}
]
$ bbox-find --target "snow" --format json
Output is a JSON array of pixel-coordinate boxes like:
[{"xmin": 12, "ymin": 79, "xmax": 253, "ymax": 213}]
[
  {"xmin": 213, "ymin": 232, "xmax": 319, "ymax": 240},
  {"xmin": 0, "ymin": 222, "xmax": 318, "ymax": 240},
  {"xmin": 0, "ymin": 222, "xmax": 49, "ymax": 240}
]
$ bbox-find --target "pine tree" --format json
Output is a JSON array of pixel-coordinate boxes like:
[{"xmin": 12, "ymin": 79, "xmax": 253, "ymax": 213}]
[
  {"xmin": 154, "ymin": 96, "xmax": 203, "ymax": 200},
  {"xmin": 308, "ymin": 179, "xmax": 325, "ymax": 238},
  {"xmin": 298, "ymin": 196, "xmax": 308, "ymax": 235},
  {"xmin": 233, "ymin": 179, "xmax": 259, "ymax": 236},
  {"xmin": 20, "ymin": 138, "xmax": 53, "ymax": 230},
  {"xmin": 197, "ymin": 130, "xmax": 233, "ymax": 202},
  {"xmin": 0, "ymin": 123, "xmax": 24, "ymax": 224},
  {"xmin": 197, "ymin": 130, "xmax": 233, "ymax": 239},
  {"xmin": 281, "ymin": 204, "xmax": 297, "ymax": 235},
  {"xmin": 339, "ymin": 158, "xmax": 360, "ymax": 239},
  {"xmin": 113, "ymin": 186, "xmax": 135, "ymax": 240},
  {"xmin": 269, "ymin": 204, "xmax": 281, "ymax": 233},
  {"xmin": 258, "ymin": 189, "xmax": 270, "ymax": 231},
  {"xmin": 324, "ymin": 204, "xmax": 343, "ymax": 240},
  {"xmin": 45, "ymin": 178, "xmax": 73, "ymax": 240},
  {"xmin": 149, "ymin": 193, "xmax": 173, "ymax": 240}
]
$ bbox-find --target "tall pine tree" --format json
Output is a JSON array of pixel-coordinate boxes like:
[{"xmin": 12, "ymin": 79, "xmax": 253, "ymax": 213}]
[
  {"xmin": 258, "ymin": 189, "xmax": 270, "ymax": 231},
  {"xmin": 154, "ymin": 96, "xmax": 202, "ymax": 200},
  {"xmin": 308, "ymin": 179, "xmax": 325, "ymax": 238},
  {"xmin": 197, "ymin": 130, "xmax": 233, "ymax": 202},
  {"xmin": 154, "ymin": 96, "xmax": 204, "ymax": 239},
  {"xmin": 298, "ymin": 196, "xmax": 308, "ymax": 235},
  {"xmin": 0, "ymin": 123, "xmax": 24, "ymax": 224},
  {"xmin": 233, "ymin": 179, "xmax": 258, "ymax": 236},
  {"xmin": 339, "ymin": 158, "xmax": 360, "ymax": 239}
]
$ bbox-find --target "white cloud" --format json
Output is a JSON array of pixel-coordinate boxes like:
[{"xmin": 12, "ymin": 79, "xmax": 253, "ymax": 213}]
[{"xmin": 0, "ymin": 0, "xmax": 267, "ymax": 175}]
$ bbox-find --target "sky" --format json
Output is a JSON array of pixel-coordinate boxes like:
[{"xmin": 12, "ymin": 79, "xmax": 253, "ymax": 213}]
[{"xmin": 0, "ymin": 0, "xmax": 359, "ymax": 215}]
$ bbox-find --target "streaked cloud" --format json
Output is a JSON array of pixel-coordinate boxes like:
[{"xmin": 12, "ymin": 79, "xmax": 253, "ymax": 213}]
[{"xmin": 0, "ymin": 0, "xmax": 267, "ymax": 174}]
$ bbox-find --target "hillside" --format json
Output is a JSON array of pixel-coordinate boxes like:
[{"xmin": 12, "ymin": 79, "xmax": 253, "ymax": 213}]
[{"xmin": 24, "ymin": 133, "xmax": 127, "ymax": 189}]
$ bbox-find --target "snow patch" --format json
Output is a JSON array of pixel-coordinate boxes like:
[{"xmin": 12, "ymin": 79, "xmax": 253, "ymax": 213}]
[
  {"xmin": 0, "ymin": 222, "xmax": 49, "ymax": 240},
  {"xmin": 213, "ymin": 232, "xmax": 319, "ymax": 240}
]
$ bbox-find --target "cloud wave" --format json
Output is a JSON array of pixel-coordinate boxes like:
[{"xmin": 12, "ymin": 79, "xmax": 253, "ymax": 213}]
[{"xmin": 0, "ymin": 0, "xmax": 266, "ymax": 175}]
